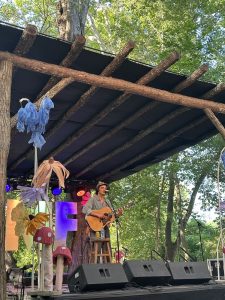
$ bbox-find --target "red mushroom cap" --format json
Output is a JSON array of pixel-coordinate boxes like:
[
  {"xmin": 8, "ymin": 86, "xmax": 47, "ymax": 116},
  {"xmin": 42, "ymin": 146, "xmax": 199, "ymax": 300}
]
[
  {"xmin": 53, "ymin": 246, "xmax": 72, "ymax": 265},
  {"xmin": 33, "ymin": 227, "xmax": 54, "ymax": 245}
]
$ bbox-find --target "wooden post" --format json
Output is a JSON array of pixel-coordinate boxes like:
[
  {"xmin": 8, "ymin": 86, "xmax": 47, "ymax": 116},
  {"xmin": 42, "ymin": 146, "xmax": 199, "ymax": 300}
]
[{"xmin": 0, "ymin": 60, "xmax": 12, "ymax": 299}]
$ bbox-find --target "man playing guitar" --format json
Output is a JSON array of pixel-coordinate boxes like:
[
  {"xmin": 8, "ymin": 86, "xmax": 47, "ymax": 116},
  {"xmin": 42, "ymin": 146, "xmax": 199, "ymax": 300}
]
[{"xmin": 82, "ymin": 181, "xmax": 123, "ymax": 238}]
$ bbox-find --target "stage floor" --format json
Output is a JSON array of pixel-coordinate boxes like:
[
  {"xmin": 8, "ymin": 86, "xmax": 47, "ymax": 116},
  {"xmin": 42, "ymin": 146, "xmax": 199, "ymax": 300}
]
[{"xmin": 43, "ymin": 283, "xmax": 225, "ymax": 300}]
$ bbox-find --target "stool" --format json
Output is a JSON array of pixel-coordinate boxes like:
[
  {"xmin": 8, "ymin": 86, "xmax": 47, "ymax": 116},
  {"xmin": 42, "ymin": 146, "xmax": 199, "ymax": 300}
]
[{"xmin": 90, "ymin": 238, "xmax": 112, "ymax": 263}]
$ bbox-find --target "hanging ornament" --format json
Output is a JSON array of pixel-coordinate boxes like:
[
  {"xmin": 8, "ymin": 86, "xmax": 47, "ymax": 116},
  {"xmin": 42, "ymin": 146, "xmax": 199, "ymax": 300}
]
[
  {"xmin": 32, "ymin": 157, "xmax": 70, "ymax": 189},
  {"xmin": 17, "ymin": 185, "xmax": 49, "ymax": 207},
  {"xmin": 16, "ymin": 96, "xmax": 54, "ymax": 149}
]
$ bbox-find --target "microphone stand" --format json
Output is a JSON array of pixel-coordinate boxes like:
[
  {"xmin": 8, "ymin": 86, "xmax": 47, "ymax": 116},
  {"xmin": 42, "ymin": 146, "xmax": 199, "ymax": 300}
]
[
  {"xmin": 192, "ymin": 215, "xmax": 205, "ymax": 261},
  {"xmin": 106, "ymin": 193, "xmax": 121, "ymax": 263},
  {"xmin": 20, "ymin": 268, "xmax": 25, "ymax": 300}
]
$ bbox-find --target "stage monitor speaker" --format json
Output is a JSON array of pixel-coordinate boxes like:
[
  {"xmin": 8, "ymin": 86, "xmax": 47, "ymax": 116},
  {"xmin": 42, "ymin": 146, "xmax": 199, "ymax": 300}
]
[
  {"xmin": 123, "ymin": 260, "xmax": 171, "ymax": 285},
  {"xmin": 167, "ymin": 261, "xmax": 211, "ymax": 284},
  {"xmin": 68, "ymin": 263, "xmax": 128, "ymax": 292}
]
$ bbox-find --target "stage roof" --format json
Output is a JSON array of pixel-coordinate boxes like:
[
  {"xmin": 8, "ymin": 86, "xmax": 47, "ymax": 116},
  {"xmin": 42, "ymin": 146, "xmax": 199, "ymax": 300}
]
[{"xmin": 1, "ymin": 22, "xmax": 225, "ymax": 183}]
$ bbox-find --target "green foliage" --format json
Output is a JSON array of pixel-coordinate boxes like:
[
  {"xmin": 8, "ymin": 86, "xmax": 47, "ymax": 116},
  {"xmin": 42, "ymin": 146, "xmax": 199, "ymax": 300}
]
[
  {"xmin": 1, "ymin": 0, "xmax": 225, "ymax": 81},
  {"xmin": 186, "ymin": 218, "xmax": 219, "ymax": 261},
  {"xmin": 109, "ymin": 134, "xmax": 224, "ymax": 260},
  {"xmin": 86, "ymin": 0, "xmax": 225, "ymax": 82},
  {"xmin": 1, "ymin": 0, "xmax": 225, "ymax": 262},
  {"xmin": 13, "ymin": 237, "xmax": 38, "ymax": 269},
  {"xmin": 0, "ymin": 0, "xmax": 58, "ymax": 36}
]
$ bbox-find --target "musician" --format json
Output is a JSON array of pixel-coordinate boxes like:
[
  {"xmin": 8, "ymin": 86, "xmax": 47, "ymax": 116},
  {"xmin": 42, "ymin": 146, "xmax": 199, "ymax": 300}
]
[
  {"xmin": 82, "ymin": 181, "xmax": 111, "ymax": 238},
  {"xmin": 82, "ymin": 181, "xmax": 123, "ymax": 261}
]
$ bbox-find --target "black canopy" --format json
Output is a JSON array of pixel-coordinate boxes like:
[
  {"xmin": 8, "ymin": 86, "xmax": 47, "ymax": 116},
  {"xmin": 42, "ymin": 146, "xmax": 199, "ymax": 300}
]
[{"xmin": 1, "ymin": 22, "xmax": 225, "ymax": 183}]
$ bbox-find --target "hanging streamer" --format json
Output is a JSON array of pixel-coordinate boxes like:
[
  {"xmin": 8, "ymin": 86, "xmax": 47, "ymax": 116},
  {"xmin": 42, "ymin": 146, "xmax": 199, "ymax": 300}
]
[{"xmin": 16, "ymin": 96, "xmax": 54, "ymax": 149}]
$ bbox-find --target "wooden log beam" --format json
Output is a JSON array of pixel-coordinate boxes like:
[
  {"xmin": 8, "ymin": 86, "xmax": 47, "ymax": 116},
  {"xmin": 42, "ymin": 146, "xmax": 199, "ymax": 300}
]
[
  {"xmin": 71, "ymin": 63, "xmax": 209, "ymax": 176},
  {"xmin": 64, "ymin": 102, "xmax": 159, "ymax": 166},
  {"xmin": 202, "ymin": 82, "xmax": 225, "ymax": 99},
  {"xmin": 36, "ymin": 35, "xmax": 86, "ymax": 99},
  {"xmin": 13, "ymin": 24, "xmax": 38, "ymax": 56},
  {"xmin": 204, "ymin": 108, "xmax": 225, "ymax": 138},
  {"xmin": 9, "ymin": 41, "xmax": 135, "ymax": 170},
  {"xmin": 97, "ymin": 81, "xmax": 225, "ymax": 179},
  {"xmin": 65, "ymin": 62, "xmax": 208, "ymax": 168},
  {"xmin": 98, "ymin": 81, "xmax": 225, "ymax": 180},
  {"xmin": 1, "ymin": 51, "xmax": 225, "ymax": 113},
  {"xmin": 76, "ymin": 107, "xmax": 188, "ymax": 178},
  {"xmin": 172, "ymin": 64, "xmax": 208, "ymax": 93},
  {"xmin": 201, "ymin": 83, "xmax": 225, "ymax": 140},
  {"xmin": 100, "ymin": 117, "xmax": 208, "ymax": 181},
  {"xmin": 47, "ymin": 51, "xmax": 180, "ymax": 159},
  {"xmin": 0, "ymin": 60, "xmax": 13, "ymax": 298},
  {"xmin": 77, "ymin": 70, "xmax": 225, "ymax": 179}
]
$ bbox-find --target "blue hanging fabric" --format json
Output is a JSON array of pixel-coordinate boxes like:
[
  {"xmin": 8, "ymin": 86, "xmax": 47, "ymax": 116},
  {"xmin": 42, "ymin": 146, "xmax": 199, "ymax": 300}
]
[
  {"xmin": 24, "ymin": 102, "xmax": 39, "ymax": 133},
  {"xmin": 16, "ymin": 97, "xmax": 54, "ymax": 149},
  {"xmin": 17, "ymin": 107, "xmax": 27, "ymax": 132},
  {"xmin": 16, "ymin": 98, "xmax": 30, "ymax": 132},
  {"xmin": 38, "ymin": 97, "xmax": 54, "ymax": 134}
]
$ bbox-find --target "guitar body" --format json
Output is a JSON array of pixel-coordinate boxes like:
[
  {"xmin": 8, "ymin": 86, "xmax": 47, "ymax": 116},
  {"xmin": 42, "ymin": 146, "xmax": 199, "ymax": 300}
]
[{"xmin": 85, "ymin": 207, "xmax": 115, "ymax": 231}]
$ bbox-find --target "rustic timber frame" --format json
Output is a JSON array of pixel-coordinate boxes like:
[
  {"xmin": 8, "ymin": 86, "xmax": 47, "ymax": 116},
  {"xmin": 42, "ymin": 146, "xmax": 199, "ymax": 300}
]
[
  {"xmin": 1, "ymin": 22, "xmax": 225, "ymax": 183},
  {"xmin": 1, "ymin": 21, "xmax": 225, "ymax": 297}
]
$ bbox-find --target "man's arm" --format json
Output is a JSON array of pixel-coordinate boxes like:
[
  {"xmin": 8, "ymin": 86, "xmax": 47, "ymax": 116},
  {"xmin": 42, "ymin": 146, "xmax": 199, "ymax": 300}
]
[{"xmin": 82, "ymin": 197, "xmax": 105, "ymax": 219}]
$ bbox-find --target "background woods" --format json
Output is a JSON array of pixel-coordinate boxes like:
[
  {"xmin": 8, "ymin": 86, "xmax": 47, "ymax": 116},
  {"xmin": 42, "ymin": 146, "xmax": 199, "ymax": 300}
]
[{"xmin": 0, "ymin": 0, "xmax": 225, "ymax": 297}]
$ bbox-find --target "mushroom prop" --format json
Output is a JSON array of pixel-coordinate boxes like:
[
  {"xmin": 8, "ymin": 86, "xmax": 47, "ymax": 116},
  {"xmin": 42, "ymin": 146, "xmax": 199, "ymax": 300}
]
[
  {"xmin": 53, "ymin": 246, "xmax": 72, "ymax": 291},
  {"xmin": 34, "ymin": 227, "xmax": 54, "ymax": 291}
]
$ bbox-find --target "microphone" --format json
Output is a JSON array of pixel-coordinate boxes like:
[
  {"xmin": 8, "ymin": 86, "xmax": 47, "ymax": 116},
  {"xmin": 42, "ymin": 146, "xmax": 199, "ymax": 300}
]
[{"xmin": 21, "ymin": 264, "xmax": 33, "ymax": 271}]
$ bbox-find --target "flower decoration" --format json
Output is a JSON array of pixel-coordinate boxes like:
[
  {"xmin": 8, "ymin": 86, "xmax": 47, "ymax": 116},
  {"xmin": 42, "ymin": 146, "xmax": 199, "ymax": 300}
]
[
  {"xmin": 81, "ymin": 191, "xmax": 91, "ymax": 207},
  {"xmin": 11, "ymin": 202, "xmax": 49, "ymax": 236},
  {"xmin": 17, "ymin": 185, "xmax": 49, "ymax": 207},
  {"xmin": 11, "ymin": 202, "xmax": 29, "ymax": 237},
  {"xmin": 25, "ymin": 213, "xmax": 49, "ymax": 235},
  {"xmin": 32, "ymin": 157, "xmax": 70, "ymax": 188}
]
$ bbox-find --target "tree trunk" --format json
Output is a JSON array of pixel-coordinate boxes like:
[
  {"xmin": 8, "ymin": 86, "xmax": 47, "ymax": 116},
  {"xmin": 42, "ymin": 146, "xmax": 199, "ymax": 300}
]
[
  {"xmin": 0, "ymin": 60, "xmax": 12, "ymax": 299},
  {"xmin": 165, "ymin": 169, "xmax": 207, "ymax": 262},
  {"xmin": 155, "ymin": 171, "xmax": 165, "ymax": 251},
  {"xmin": 69, "ymin": 201, "xmax": 89, "ymax": 274},
  {"xmin": 57, "ymin": 0, "xmax": 90, "ymax": 41},
  {"xmin": 165, "ymin": 170, "xmax": 176, "ymax": 261}
]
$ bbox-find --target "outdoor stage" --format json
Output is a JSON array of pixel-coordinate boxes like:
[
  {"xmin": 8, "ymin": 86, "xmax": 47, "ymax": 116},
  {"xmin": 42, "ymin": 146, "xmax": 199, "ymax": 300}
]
[{"xmin": 41, "ymin": 283, "xmax": 225, "ymax": 300}]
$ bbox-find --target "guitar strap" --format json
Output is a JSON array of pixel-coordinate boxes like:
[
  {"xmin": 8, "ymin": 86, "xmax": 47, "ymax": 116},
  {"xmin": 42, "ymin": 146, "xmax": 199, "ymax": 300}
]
[{"xmin": 105, "ymin": 197, "xmax": 113, "ymax": 210}]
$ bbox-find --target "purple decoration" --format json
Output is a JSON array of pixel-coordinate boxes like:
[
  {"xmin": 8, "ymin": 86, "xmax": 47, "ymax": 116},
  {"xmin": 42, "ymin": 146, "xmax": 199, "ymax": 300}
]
[
  {"xmin": 52, "ymin": 187, "xmax": 62, "ymax": 196},
  {"xmin": 17, "ymin": 185, "xmax": 49, "ymax": 207},
  {"xmin": 5, "ymin": 184, "xmax": 11, "ymax": 193}
]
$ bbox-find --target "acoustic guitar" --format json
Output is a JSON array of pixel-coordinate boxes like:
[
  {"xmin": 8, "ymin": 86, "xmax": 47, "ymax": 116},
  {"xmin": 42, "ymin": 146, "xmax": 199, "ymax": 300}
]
[{"xmin": 85, "ymin": 202, "xmax": 133, "ymax": 232}]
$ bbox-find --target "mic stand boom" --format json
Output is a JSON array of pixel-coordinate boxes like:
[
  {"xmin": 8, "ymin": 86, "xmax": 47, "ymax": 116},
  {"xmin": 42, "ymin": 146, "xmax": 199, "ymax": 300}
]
[{"xmin": 106, "ymin": 194, "xmax": 121, "ymax": 263}]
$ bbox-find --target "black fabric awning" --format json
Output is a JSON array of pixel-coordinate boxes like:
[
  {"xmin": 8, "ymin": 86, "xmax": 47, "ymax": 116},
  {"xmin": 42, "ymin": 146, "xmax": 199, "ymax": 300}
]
[{"xmin": 1, "ymin": 22, "xmax": 225, "ymax": 183}]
